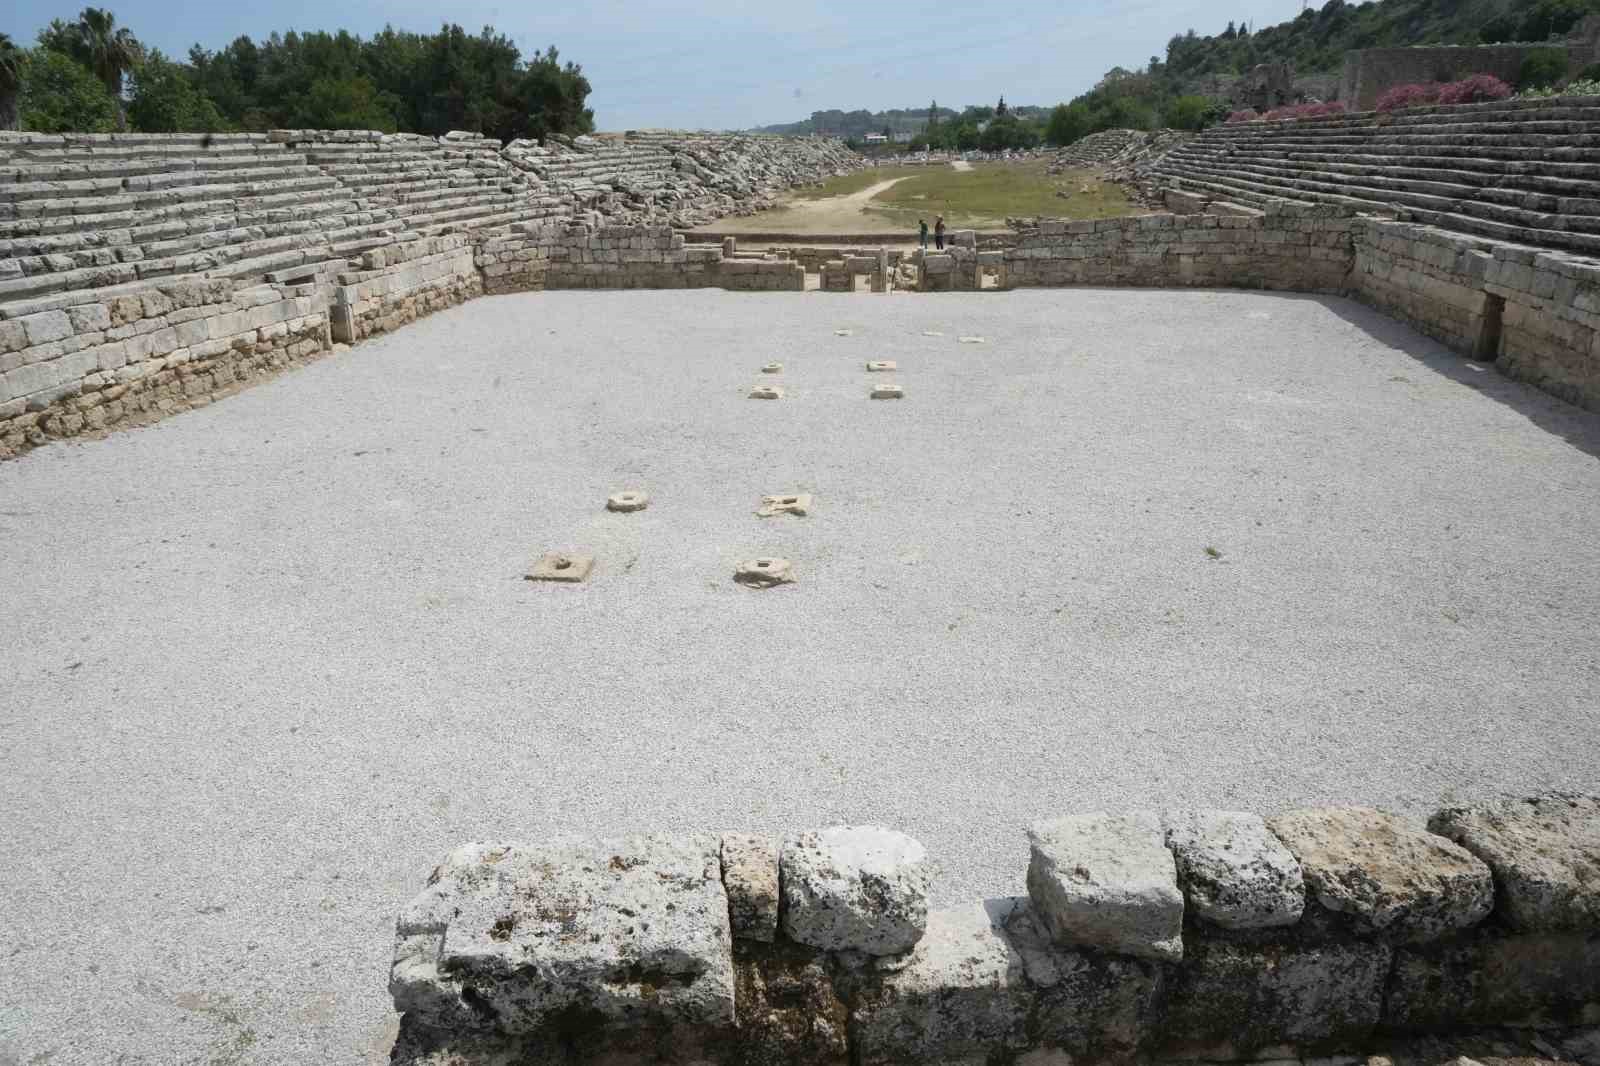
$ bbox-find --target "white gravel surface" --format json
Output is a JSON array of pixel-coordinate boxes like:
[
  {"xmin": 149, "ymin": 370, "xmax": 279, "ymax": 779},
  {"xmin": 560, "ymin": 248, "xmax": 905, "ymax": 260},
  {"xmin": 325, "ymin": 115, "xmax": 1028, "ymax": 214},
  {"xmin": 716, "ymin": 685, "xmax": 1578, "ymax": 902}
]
[{"xmin": 3, "ymin": 287, "xmax": 1599, "ymax": 1064}]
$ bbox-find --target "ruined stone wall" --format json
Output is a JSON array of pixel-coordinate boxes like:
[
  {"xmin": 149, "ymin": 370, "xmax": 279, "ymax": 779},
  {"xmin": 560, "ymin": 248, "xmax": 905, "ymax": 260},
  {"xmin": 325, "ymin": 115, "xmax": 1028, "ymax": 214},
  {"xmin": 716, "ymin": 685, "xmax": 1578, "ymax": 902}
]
[
  {"xmin": 1338, "ymin": 43, "xmax": 1599, "ymax": 109},
  {"xmin": 1001, "ymin": 202, "xmax": 1355, "ymax": 294},
  {"xmin": 1354, "ymin": 218, "xmax": 1600, "ymax": 409},
  {"xmin": 0, "ymin": 278, "xmax": 328, "ymax": 454},
  {"xmin": 476, "ymin": 221, "xmax": 803, "ymax": 294},
  {"xmin": 384, "ymin": 795, "xmax": 1600, "ymax": 1066},
  {"xmin": 328, "ymin": 234, "xmax": 480, "ymax": 344}
]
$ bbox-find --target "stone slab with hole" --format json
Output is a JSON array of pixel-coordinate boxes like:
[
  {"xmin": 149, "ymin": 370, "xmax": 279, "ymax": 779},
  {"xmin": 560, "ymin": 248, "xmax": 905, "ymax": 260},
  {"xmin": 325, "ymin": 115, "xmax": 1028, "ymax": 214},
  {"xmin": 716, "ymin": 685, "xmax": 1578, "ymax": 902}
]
[
  {"xmin": 735, "ymin": 557, "xmax": 795, "ymax": 587},
  {"xmin": 525, "ymin": 553, "xmax": 594, "ymax": 583}
]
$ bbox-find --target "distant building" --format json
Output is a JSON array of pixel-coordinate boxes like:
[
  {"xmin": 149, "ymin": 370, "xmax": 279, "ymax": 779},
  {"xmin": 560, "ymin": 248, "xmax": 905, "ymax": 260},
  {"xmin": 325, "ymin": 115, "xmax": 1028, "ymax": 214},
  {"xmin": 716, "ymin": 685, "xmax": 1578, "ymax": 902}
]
[{"xmin": 863, "ymin": 133, "xmax": 888, "ymax": 144}]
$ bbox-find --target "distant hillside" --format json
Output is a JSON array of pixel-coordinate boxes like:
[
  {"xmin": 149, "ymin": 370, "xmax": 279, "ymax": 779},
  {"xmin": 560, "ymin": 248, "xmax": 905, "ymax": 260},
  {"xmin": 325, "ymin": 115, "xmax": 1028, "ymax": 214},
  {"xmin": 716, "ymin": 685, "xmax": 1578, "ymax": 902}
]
[
  {"xmin": 1163, "ymin": 0, "xmax": 1592, "ymax": 82},
  {"xmin": 756, "ymin": 103, "xmax": 1050, "ymax": 138}
]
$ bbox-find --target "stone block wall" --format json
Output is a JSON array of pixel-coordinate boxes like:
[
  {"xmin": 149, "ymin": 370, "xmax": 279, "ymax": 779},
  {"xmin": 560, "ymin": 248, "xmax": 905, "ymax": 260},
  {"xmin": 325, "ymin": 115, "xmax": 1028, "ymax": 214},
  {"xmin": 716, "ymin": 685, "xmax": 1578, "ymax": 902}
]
[
  {"xmin": 0, "ymin": 278, "xmax": 328, "ymax": 455},
  {"xmin": 477, "ymin": 221, "xmax": 804, "ymax": 294},
  {"xmin": 330, "ymin": 234, "xmax": 480, "ymax": 344},
  {"xmin": 1339, "ymin": 42, "xmax": 1600, "ymax": 110},
  {"xmin": 1354, "ymin": 219, "xmax": 1600, "ymax": 409},
  {"xmin": 385, "ymin": 795, "xmax": 1600, "ymax": 1066},
  {"xmin": 1001, "ymin": 203, "xmax": 1356, "ymax": 294}
]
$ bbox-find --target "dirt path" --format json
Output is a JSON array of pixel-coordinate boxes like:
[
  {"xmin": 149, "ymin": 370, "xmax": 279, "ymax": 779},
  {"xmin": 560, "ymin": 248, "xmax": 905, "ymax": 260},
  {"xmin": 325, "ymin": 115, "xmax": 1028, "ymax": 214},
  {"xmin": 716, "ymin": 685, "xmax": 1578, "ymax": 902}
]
[{"xmin": 694, "ymin": 176, "xmax": 912, "ymax": 235}]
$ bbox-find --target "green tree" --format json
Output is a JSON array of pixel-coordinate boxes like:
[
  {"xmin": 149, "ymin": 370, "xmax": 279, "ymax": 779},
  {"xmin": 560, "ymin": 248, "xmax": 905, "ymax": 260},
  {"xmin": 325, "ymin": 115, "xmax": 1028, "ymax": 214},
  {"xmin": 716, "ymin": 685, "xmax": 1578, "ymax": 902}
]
[
  {"xmin": 19, "ymin": 46, "xmax": 119, "ymax": 132},
  {"xmin": 1044, "ymin": 101, "xmax": 1092, "ymax": 145},
  {"xmin": 1519, "ymin": 47, "xmax": 1570, "ymax": 87},
  {"xmin": 127, "ymin": 50, "xmax": 229, "ymax": 131},
  {"xmin": 296, "ymin": 73, "xmax": 397, "ymax": 131},
  {"xmin": 505, "ymin": 46, "xmax": 594, "ymax": 141},
  {"xmin": 47, "ymin": 7, "xmax": 144, "ymax": 97},
  {"xmin": 0, "ymin": 34, "xmax": 23, "ymax": 131},
  {"xmin": 1163, "ymin": 94, "xmax": 1214, "ymax": 131}
]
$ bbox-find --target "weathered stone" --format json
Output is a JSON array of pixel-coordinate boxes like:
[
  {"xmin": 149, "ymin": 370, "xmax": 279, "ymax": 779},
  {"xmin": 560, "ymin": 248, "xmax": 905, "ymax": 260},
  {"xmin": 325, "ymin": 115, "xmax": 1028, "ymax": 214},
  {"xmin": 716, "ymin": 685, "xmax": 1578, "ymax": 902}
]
[
  {"xmin": 734, "ymin": 557, "xmax": 794, "ymax": 588},
  {"xmin": 1385, "ymin": 930, "xmax": 1600, "ymax": 1030},
  {"xmin": 1155, "ymin": 935, "xmax": 1393, "ymax": 1060},
  {"xmin": 865, "ymin": 360, "xmax": 897, "ymax": 372},
  {"xmin": 1267, "ymin": 808, "xmax": 1493, "ymax": 940},
  {"xmin": 388, "ymin": 836, "xmax": 735, "ymax": 1035},
  {"xmin": 756, "ymin": 492, "xmax": 812, "ymax": 518},
  {"xmin": 833, "ymin": 329, "xmax": 853, "ymax": 337},
  {"xmin": 1026, "ymin": 811, "xmax": 1184, "ymax": 962},
  {"xmin": 761, "ymin": 361, "xmax": 783, "ymax": 373},
  {"xmin": 780, "ymin": 825, "xmax": 932, "ymax": 956},
  {"xmin": 958, "ymin": 336, "xmax": 986, "ymax": 344},
  {"xmin": 748, "ymin": 384, "xmax": 782, "ymax": 400},
  {"xmin": 731, "ymin": 939, "xmax": 850, "ymax": 1066},
  {"xmin": 605, "ymin": 490, "xmax": 649, "ymax": 513},
  {"xmin": 721, "ymin": 833, "xmax": 779, "ymax": 942},
  {"xmin": 525, "ymin": 552, "xmax": 594, "ymax": 583},
  {"xmin": 1164, "ymin": 810, "xmax": 1305, "ymax": 930},
  {"xmin": 869, "ymin": 384, "xmax": 904, "ymax": 400},
  {"xmin": 1000, "ymin": 897, "xmax": 1161, "ymax": 1060},
  {"xmin": 852, "ymin": 900, "xmax": 1036, "ymax": 1065},
  {"xmin": 1429, "ymin": 794, "xmax": 1600, "ymax": 933}
]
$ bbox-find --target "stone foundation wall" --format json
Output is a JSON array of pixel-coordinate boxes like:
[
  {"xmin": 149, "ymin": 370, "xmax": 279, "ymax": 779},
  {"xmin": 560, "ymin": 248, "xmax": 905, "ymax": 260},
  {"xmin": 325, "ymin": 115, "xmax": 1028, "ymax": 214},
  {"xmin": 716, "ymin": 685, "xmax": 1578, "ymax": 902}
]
[
  {"xmin": 1338, "ymin": 42, "xmax": 1600, "ymax": 110},
  {"xmin": 330, "ymin": 234, "xmax": 481, "ymax": 344},
  {"xmin": 1001, "ymin": 203, "xmax": 1356, "ymax": 293},
  {"xmin": 0, "ymin": 278, "xmax": 328, "ymax": 456},
  {"xmin": 385, "ymin": 794, "xmax": 1600, "ymax": 1066},
  {"xmin": 1354, "ymin": 219, "xmax": 1600, "ymax": 409},
  {"xmin": 477, "ymin": 221, "xmax": 803, "ymax": 293}
]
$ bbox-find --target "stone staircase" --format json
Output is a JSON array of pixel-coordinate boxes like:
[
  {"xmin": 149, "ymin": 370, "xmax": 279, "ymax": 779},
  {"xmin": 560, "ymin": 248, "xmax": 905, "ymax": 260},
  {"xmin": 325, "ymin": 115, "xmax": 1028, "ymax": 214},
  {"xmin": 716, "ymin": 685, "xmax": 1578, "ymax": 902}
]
[
  {"xmin": 1146, "ymin": 96, "xmax": 1600, "ymax": 255},
  {"xmin": 0, "ymin": 132, "xmax": 374, "ymax": 303}
]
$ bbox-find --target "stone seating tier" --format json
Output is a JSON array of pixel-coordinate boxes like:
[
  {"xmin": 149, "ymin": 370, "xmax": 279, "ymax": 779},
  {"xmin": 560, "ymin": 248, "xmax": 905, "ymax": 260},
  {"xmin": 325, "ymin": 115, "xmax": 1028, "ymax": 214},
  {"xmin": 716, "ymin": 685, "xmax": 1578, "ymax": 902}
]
[{"xmin": 1147, "ymin": 95, "xmax": 1600, "ymax": 255}]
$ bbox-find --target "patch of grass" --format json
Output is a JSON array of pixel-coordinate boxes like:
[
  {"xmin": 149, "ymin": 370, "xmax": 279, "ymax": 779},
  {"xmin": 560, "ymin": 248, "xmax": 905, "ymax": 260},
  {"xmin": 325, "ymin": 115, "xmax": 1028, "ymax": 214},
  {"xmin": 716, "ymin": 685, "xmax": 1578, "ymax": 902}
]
[
  {"xmin": 865, "ymin": 162, "xmax": 1139, "ymax": 228},
  {"xmin": 792, "ymin": 168, "xmax": 894, "ymax": 199}
]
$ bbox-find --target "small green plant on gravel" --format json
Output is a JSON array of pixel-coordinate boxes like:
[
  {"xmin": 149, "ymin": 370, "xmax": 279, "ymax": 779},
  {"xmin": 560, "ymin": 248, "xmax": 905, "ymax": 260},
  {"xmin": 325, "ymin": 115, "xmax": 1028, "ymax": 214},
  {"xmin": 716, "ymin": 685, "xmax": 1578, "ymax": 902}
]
[{"xmin": 1203, "ymin": 546, "xmax": 1223, "ymax": 559}]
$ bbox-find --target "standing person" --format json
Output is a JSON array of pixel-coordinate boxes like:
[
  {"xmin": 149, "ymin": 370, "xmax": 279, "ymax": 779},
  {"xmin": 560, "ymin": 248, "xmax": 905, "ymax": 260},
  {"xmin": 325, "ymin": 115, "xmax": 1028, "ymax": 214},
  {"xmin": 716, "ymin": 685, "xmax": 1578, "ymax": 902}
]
[
  {"xmin": 934, "ymin": 215, "xmax": 946, "ymax": 251},
  {"xmin": 919, "ymin": 218, "xmax": 929, "ymax": 251}
]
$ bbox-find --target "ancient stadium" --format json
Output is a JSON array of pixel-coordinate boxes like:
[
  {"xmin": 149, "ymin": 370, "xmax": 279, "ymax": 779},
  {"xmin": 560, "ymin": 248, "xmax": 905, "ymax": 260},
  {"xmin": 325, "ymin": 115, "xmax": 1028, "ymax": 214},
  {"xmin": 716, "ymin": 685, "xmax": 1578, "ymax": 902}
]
[{"xmin": 4, "ymin": 62, "xmax": 1600, "ymax": 1066}]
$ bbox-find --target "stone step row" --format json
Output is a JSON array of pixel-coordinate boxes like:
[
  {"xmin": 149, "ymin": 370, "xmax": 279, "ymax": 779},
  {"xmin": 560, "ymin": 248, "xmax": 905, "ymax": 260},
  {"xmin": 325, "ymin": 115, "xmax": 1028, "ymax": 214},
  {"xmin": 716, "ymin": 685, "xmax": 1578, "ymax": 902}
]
[
  {"xmin": 0, "ymin": 189, "xmax": 361, "ymax": 242},
  {"xmin": 0, "ymin": 153, "xmax": 316, "ymax": 186},
  {"xmin": 0, "ymin": 174, "xmax": 345, "ymax": 214},
  {"xmin": 1185, "ymin": 145, "xmax": 1600, "ymax": 185},
  {"xmin": 1169, "ymin": 152, "xmax": 1600, "ymax": 217},
  {"xmin": 1164, "ymin": 154, "xmax": 1600, "ymax": 234}
]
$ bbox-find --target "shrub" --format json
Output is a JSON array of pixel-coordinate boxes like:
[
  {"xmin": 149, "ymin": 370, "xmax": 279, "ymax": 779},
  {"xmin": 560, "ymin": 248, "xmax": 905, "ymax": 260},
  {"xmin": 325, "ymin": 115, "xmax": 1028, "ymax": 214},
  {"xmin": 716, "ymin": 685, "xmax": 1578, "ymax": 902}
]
[
  {"xmin": 19, "ymin": 48, "xmax": 119, "ymax": 132},
  {"xmin": 1164, "ymin": 94, "xmax": 1216, "ymax": 132},
  {"xmin": 1225, "ymin": 108, "xmax": 1260, "ymax": 123},
  {"xmin": 1376, "ymin": 83, "xmax": 1442, "ymax": 112},
  {"xmin": 1436, "ymin": 73, "xmax": 1513, "ymax": 105},
  {"xmin": 1519, "ymin": 48, "xmax": 1570, "ymax": 90}
]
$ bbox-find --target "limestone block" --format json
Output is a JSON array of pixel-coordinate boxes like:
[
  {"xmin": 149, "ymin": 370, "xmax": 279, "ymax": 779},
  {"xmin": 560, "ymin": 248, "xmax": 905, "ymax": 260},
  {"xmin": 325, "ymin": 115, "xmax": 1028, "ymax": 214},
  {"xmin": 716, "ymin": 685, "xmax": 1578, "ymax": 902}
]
[
  {"xmin": 1156, "ymin": 936, "xmax": 1393, "ymax": 1060},
  {"xmin": 756, "ymin": 492, "xmax": 812, "ymax": 518},
  {"xmin": 389, "ymin": 836, "xmax": 734, "ymax": 1035},
  {"xmin": 731, "ymin": 940, "xmax": 850, "ymax": 1066},
  {"xmin": 21, "ymin": 310, "xmax": 71, "ymax": 347},
  {"xmin": 1164, "ymin": 810, "xmax": 1305, "ymax": 930},
  {"xmin": 780, "ymin": 826, "xmax": 932, "ymax": 955},
  {"xmin": 66, "ymin": 304, "xmax": 111, "ymax": 334},
  {"xmin": 721, "ymin": 833, "xmax": 779, "ymax": 942},
  {"xmin": 1428, "ymin": 794, "xmax": 1600, "ymax": 932},
  {"xmin": 1000, "ymin": 898, "xmax": 1161, "ymax": 1060},
  {"xmin": 851, "ymin": 900, "xmax": 1036, "ymax": 1065},
  {"xmin": 0, "ymin": 321, "xmax": 27, "ymax": 355},
  {"xmin": 865, "ymin": 360, "xmax": 896, "ymax": 372},
  {"xmin": 1385, "ymin": 930, "xmax": 1600, "ymax": 1030},
  {"xmin": 1026, "ymin": 811, "xmax": 1183, "ymax": 962},
  {"xmin": 1267, "ymin": 808, "xmax": 1493, "ymax": 940},
  {"xmin": 748, "ymin": 384, "xmax": 782, "ymax": 400}
]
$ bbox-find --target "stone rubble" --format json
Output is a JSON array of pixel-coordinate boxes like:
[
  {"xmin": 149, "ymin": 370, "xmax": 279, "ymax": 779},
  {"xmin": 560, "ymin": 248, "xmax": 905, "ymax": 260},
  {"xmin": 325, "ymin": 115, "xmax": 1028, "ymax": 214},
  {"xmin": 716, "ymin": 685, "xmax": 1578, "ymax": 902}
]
[{"xmin": 779, "ymin": 825, "xmax": 933, "ymax": 956}]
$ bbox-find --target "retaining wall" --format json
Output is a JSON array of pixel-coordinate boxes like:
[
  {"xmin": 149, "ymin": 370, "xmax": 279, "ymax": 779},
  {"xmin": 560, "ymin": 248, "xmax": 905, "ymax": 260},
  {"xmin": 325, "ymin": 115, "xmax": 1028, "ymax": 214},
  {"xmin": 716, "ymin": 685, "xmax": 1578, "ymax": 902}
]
[
  {"xmin": 386, "ymin": 795, "xmax": 1600, "ymax": 1066},
  {"xmin": 1338, "ymin": 42, "xmax": 1600, "ymax": 110},
  {"xmin": 7, "ymin": 203, "xmax": 1600, "ymax": 459}
]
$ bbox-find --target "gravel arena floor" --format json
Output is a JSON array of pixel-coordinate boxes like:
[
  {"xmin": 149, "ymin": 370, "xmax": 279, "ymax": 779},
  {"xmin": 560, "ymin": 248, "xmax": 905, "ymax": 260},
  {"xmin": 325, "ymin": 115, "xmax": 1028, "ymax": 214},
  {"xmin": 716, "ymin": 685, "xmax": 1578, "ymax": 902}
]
[{"xmin": 4, "ymin": 287, "xmax": 1600, "ymax": 1064}]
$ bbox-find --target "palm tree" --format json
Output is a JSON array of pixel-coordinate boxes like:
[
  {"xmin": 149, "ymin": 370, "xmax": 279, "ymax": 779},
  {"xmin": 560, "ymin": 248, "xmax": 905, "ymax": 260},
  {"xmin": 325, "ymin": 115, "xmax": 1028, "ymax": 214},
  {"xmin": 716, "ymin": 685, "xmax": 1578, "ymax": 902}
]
[
  {"xmin": 0, "ymin": 34, "xmax": 22, "ymax": 132},
  {"xmin": 70, "ymin": 8, "xmax": 142, "ymax": 98}
]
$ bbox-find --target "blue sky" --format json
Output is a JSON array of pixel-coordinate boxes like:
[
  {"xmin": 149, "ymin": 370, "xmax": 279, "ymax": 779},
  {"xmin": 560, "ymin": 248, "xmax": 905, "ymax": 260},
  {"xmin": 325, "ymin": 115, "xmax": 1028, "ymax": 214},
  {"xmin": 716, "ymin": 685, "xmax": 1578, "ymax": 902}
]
[{"xmin": 3, "ymin": 0, "xmax": 1311, "ymax": 129}]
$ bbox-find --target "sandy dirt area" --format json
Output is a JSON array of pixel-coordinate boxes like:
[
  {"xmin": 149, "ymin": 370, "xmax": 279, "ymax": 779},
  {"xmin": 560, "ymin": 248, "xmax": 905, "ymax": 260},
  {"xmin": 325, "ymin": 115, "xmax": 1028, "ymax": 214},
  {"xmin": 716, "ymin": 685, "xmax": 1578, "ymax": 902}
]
[{"xmin": 695, "ymin": 176, "xmax": 912, "ymax": 234}]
